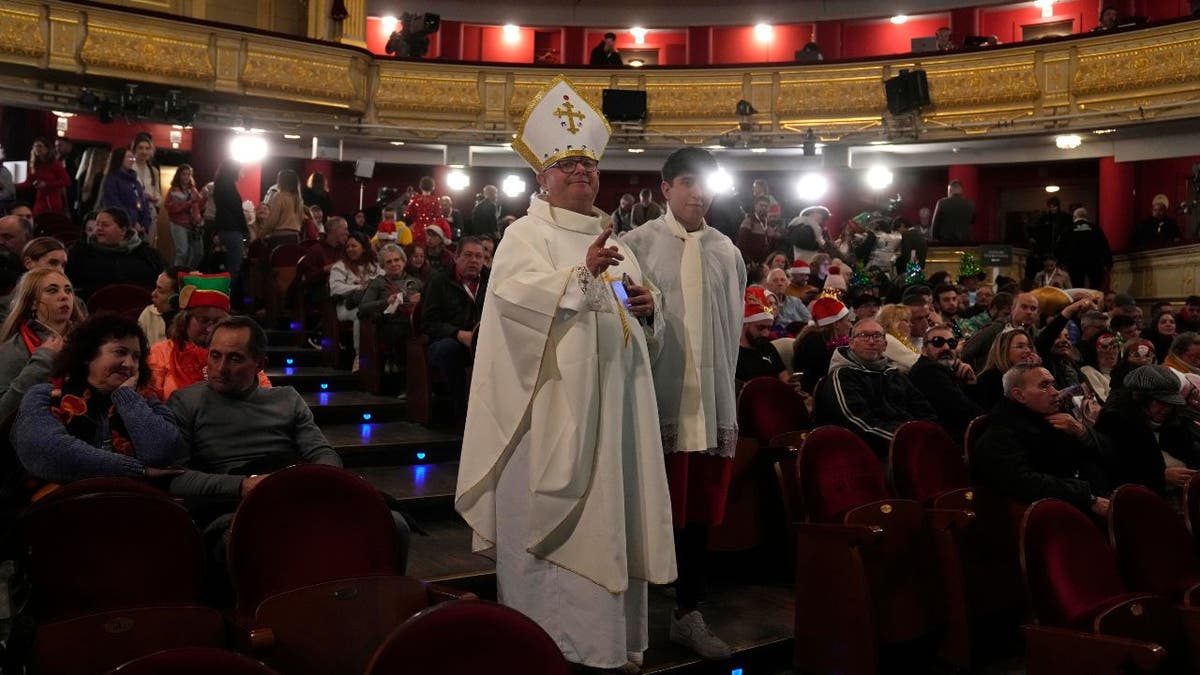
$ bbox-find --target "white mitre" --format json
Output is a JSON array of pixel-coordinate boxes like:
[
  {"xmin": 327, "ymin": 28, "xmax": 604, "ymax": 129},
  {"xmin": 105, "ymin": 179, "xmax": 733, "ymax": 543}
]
[{"xmin": 511, "ymin": 75, "xmax": 611, "ymax": 172}]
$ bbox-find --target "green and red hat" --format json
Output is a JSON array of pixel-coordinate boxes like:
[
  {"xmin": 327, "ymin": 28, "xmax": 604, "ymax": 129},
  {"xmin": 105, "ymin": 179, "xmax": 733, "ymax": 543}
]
[{"xmin": 176, "ymin": 272, "xmax": 231, "ymax": 312}]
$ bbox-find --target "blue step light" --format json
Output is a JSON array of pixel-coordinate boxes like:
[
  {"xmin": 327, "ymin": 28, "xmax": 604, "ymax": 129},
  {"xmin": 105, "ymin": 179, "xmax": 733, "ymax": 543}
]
[
  {"xmin": 415, "ymin": 451, "xmax": 427, "ymax": 461},
  {"xmin": 289, "ymin": 321, "xmax": 302, "ymax": 331},
  {"xmin": 318, "ymin": 392, "xmax": 329, "ymax": 405},
  {"xmin": 319, "ymin": 383, "xmax": 329, "ymax": 390},
  {"xmin": 361, "ymin": 412, "xmax": 372, "ymax": 421},
  {"xmin": 731, "ymin": 669, "xmax": 743, "ymax": 675},
  {"xmin": 285, "ymin": 357, "xmax": 294, "ymax": 365}
]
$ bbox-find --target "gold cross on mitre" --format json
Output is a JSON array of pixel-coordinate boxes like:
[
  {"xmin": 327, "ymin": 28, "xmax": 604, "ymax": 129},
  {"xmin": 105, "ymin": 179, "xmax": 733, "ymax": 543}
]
[
  {"xmin": 510, "ymin": 75, "xmax": 612, "ymax": 173},
  {"xmin": 554, "ymin": 100, "xmax": 586, "ymax": 134}
]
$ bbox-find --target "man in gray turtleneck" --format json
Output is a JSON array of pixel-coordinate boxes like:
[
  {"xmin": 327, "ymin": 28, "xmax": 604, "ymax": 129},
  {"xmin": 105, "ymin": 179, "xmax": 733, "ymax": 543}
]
[{"xmin": 816, "ymin": 318, "xmax": 938, "ymax": 457}]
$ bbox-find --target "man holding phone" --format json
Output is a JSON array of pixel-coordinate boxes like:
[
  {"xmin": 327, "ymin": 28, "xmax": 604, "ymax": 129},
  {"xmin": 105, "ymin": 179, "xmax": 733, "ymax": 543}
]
[
  {"xmin": 624, "ymin": 147, "xmax": 746, "ymax": 661},
  {"xmin": 456, "ymin": 77, "xmax": 676, "ymax": 672}
]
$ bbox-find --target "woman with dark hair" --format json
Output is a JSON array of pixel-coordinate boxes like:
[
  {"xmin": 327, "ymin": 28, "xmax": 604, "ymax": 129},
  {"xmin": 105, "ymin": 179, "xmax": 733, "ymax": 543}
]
[
  {"xmin": 15, "ymin": 138, "xmax": 70, "ymax": 216},
  {"xmin": 98, "ymin": 146, "xmax": 154, "ymax": 236},
  {"xmin": 1144, "ymin": 310, "xmax": 1176, "ymax": 364},
  {"xmin": 330, "ymin": 231, "xmax": 381, "ymax": 371},
  {"xmin": 405, "ymin": 243, "xmax": 430, "ymax": 283},
  {"xmin": 403, "ymin": 176, "xmax": 450, "ymax": 245},
  {"xmin": 11, "ymin": 313, "xmax": 182, "ymax": 502},
  {"xmin": 65, "ymin": 207, "xmax": 162, "ymax": 300},
  {"xmin": 258, "ymin": 169, "xmax": 303, "ymax": 246},
  {"xmin": 0, "ymin": 268, "xmax": 85, "ymax": 419},
  {"xmin": 303, "ymin": 171, "xmax": 331, "ymax": 218},
  {"xmin": 165, "ymin": 164, "xmax": 204, "ymax": 268},
  {"xmin": 1079, "ymin": 332, "xmax": 1120, "ymax": 403},
  {"xmin": 210, "ymin": 160, "xmax": 247, "ymax": 300}
]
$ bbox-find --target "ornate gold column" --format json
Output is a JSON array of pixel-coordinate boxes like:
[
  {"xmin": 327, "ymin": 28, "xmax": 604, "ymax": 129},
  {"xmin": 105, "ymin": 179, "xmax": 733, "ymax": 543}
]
[
  {"xmin": 335, "ymin": 0, "xmax": 367, "ymax": 49},
  {"xmin": 306, "ymin": 0, "xmax": 332, "ymax": 41}
]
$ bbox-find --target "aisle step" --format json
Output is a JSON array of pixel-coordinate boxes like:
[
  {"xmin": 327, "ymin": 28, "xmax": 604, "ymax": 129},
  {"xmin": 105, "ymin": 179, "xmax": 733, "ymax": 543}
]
[
  {"xmin": 265, "ymin": 345, "xmax": 324, "ymax": 367},
  {"xmin": 326, "ymin": 423, "xmax": 461, "ymax": 466},
  {"xmin": 405, "ymin": 513, "xmax": 495, "ymax": 597},
  {"xmin": 357, "ymin": 462, "xmax": 458, "ymax": 508},
  {"xmin": 303, "ymin": 391, "xmax": 407, "ymax": 425},
  {"xmin": 267, "ymin": 367, "xmax": 358, "ymax": 392}
]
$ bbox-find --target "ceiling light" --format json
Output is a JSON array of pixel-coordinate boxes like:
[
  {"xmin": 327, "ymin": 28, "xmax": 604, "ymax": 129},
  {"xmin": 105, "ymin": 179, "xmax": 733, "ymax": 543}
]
[
  {"xmin": 502, "ymin": 24, "xmax": 521, "ymax": 43},
  {"xmin": 630, "ymin": 27, "xmax": 647, "ymax": 44},
  {"xmin": 1045, "ymin": 185, "xmax": 1061, "ymax": 193},
  {"xmin": 283, "ymin": 134, "xmax": 301, "ymax": 140},
  {"xmin": 796, "ymin": 173, "xmax": 829, "ymax": 201},
  {"xmin": 754, "ymin": 23, "xmax": 773, "ymax": 42},
  {"xmin": 1034, "ymin": 0, "xmax": 1054, "ymax": 17},
  {"xmin": 51, "ymin": 110, "xmax": 75, "ymax": 118},
  {"xmin": 705, "ymin": 145, "xmax": 724, "ymax": 150},
  {"xmin": 502, "ymin": 174, "xmax": 526, "ymax": 198},
  {"xmin": 869, "ymin": 140, "xmax": 890, "ymax": 146},
  {"xmin": 390, "ymin": 141, "xmax": 405, "ymax": 146},
  {"xmin": 1092, "ymin": 128, "xmax": 1117, "ymax": 135},
  {"xmin": 229, "ymin": 134, "xmax": 268, "ymax": 164},
  {"xmin": 864, "ymin": 165, "xmax": 893, "ymax": 191},
  {"xmin": 627, "ymin": 148, "xmax": 644, "ymax": 153},
  {"xmin": 891, "ymin": 15, "xmax": 909, "ymax": 24},
  {"xmin": 1055, "ymin": 134, "xmax": 1082, "ymax": 149},
  {"xmin": 750, "ymin": 147, "xmax": 767, "ymax": 153},
  {"xmin": 380, "ymin": 15, "xmax": 398, "ymax": 33},
  {"xmin": 706, "ymin": 168, "xmax": 734, "ymax": 193},
  {"xmin": 446, "ymin": 169, "xmax": 470, "ymax": 191}
]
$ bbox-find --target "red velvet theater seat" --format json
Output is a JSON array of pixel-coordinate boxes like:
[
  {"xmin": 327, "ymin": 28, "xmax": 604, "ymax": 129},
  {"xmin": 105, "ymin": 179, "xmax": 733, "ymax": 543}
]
[
  {"xmin": 736, "ymin": 375, "xmax": 811, "ymax": 447},
  {"xmin": 798, "ymin": 426, "xmax": 888, "ymax": 522},
  {"xmin": 1020, "ymin": 498, "xmax": 1175, "ymax": 675},
  {"xmin": 364, "ymin": 600, "xmax": 570, "ymax": 675},
  {"xmin": 1110, "ymin": 484, "xmax": 1200, "ymax": 605},
  {"xmin": 890, "ymin": 420, "xmax": 968, "ymax": 504},
  {"xmin": 107, "ymin": 647, "xmax": 278, "ymax": 674}
]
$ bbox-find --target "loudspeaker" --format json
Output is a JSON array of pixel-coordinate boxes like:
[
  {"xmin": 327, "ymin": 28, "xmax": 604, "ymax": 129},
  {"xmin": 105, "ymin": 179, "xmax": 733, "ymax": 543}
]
[
  {"xmin": 884, "ymin": 69, "xmax": 930, "ymax": 116},
  {"xmin": 355, "ymin": 158, "xmax": 375, "ymax": 180},
  {"xmin": 602, "ymin": 89, "xmax": 647, "ymax": 122}
]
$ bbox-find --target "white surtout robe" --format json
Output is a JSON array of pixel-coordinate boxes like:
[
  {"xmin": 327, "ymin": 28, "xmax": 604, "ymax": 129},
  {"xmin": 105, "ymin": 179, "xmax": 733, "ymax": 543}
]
[{"xmin": 455, "ymin": 196, "xmax": 677, "ymax": 668}]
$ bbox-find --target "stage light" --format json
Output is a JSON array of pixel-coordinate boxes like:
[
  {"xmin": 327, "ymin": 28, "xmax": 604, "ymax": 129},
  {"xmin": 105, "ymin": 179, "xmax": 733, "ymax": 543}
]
[
  {"xmin": 1055, "ymin": 134, "xmax": 1082, "ymax": 149},
  {"xmin": 502, "ymin": 24, "xmax": 521, "ymax": 43},
  {"xmin": 754, "ymin": 23, "xmax": 773, "ymax": 42},
  {"xmin": 380, "ymin": 15, "xmax": 398, "ymax": 32},
  {"xmin": 1045, "ymin": 185, "xmax": 1061, "ymax": 193},
  {"xmin": 446, "ymin": 169, "xmax": 470, "ymax": 191},
  {"xmin": 630, "ymin": 27, "xmax": 647, "ymax": 44},
  {"xmin": 796, "ymin": 173, "xmax": 829, "ymax": 201},
  {"xmin": 502, "ymin": 174, "xmax": 526, "ymax": 198},
  {"xmin": 229, "ymin": 134, "xmax": 268, "ymax": 164},
  {"xmin": 891, "ymin": 15, "xmax": 909, "ymax": 24},
  {"xmin": 706, "ymin": 168, "xmax": 734, "ymax": 193},
  {"xmin": 865, "ymin": 165, "xmax": 894, "ymax": 191}
]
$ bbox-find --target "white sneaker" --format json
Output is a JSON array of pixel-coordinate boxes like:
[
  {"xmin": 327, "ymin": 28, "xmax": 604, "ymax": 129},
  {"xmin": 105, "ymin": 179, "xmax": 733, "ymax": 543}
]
[{"xmin": 669, "ymin": 610, "xmax": 732, "ymax": 660}]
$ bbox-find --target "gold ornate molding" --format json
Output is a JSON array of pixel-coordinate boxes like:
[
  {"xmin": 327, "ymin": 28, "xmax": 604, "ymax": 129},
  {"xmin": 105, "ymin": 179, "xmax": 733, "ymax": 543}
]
[
  {"xmin": 1111, "ymin": 244, "xmax": 1200, "ymax": 301},
  {"xmin": 4, "ymin": 0, "xmax": 1200, "ymax": 145}
]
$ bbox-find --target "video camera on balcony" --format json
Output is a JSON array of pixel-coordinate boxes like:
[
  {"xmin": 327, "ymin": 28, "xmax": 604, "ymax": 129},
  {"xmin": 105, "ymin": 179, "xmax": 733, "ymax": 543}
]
[{"xmin": 386, "ymin": 12, "xmax": 441, "ymax": 58}]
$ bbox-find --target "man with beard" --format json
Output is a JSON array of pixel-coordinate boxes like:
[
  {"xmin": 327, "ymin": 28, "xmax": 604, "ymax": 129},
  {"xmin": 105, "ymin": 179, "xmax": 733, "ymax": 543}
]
[
  {"xmin": 736, "ymin": 288, "xmax": 787, "ymax": 383},
  {"xmin": 908, "ymin": 324, "xmax": 983, "ymax": 440},
  {"xmin": 146, "ymin": 273, "xmax": 271, "ymax": 401},
  {"xmin": 934, "ymin": 284, "xmax": 964, "ymax": 338},
  {"xmin": 1035, "ymin": 296, "xmax": 1096, "ymax": 389}
]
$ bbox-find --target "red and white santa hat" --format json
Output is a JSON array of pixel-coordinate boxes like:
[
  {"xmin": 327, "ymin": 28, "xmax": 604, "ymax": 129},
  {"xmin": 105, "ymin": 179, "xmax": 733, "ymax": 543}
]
[
  {"xmin": 824, "ymin": 265, "xmax": 848, "ymax": 292},
  {"xmin": 789, "ymin": 260, "xmax": 811, "ymax": 277},
  {"xmin": 810, "ymin": 296, "xmax": 850, "ymax": 327},
  {"xmin": 744, "ymin": 286, "xmax": 774, "ymax": 324}
]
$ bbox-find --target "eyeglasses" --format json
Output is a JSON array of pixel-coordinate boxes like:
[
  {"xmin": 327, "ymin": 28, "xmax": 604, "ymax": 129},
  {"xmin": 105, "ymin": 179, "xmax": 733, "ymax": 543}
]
[
  {"xmin": 851, "ymin": 332, "xmax": 886, "ymax": 342},
  {"xmin": 928, "ymin": 336, "xmax": 959, "ymax": 348},
  {"xmin": 551, "ymin": 158, "xmax": 599, "ymax": 174}
]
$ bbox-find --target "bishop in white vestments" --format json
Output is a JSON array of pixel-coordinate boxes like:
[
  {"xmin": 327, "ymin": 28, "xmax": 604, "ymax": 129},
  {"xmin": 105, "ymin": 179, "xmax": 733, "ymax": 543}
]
[{"xmin": 455, "ymin": 76, "xmax": 677, "ymax": 671}]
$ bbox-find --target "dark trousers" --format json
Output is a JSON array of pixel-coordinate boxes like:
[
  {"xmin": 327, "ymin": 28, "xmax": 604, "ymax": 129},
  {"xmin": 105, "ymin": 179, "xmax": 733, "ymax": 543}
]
[
  {"xmin": 1068, "ymin": 264, "xmax": 1104, "ymax": 290},
  {"xmin": 674, "ymin": 523, "xmax": 708, "ymax": 612},
  {"xmin": 428, "ymin": 337, "xmax": 471, "ymax": 421}
]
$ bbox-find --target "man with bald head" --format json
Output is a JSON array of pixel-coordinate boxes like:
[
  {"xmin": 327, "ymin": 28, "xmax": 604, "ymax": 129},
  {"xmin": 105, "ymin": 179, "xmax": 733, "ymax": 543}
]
[
  {"xmin": 816, "ymin": 318, "xmax": 937, "ymax": 456},
  {"xmin": 467, "ymin": 184, "xmax": 500, "ymax": 237}
]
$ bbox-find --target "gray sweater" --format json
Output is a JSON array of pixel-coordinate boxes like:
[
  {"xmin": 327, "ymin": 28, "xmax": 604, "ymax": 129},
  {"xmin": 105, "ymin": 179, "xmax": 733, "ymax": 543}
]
[
  {"xmin": 0, "ymin": 328, "xmax": 56, "ymax": 421},
  {"xmin": 167, "ymin": 383, "xmax": 341, "ymax": 497},
  {"xmin": 13, "ymin": 383, "xmax": 184, "ymax": 483}
]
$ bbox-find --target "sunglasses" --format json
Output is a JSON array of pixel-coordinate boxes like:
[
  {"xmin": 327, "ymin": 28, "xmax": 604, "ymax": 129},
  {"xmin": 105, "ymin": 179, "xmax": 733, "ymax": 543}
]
[{"xmin": 928, "ymin": 336, "xmax": 959, "ymax": 348}]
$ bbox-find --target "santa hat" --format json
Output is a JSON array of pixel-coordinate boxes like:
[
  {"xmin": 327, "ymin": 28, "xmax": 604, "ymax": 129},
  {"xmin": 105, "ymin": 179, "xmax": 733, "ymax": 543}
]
[
  {"xmin": 811, "ymin": 296, "xmax": 850, "ymax": 327},
  {"xmin": 176, "ymin": 272, "xmax": 231, "ymax": 313},
  {"xmin": 743, "ymin": 287, "xmax": 774, "ymax": 324},
  {"xmin": 824, "ymin": 265, "xmax": 848, "ymax": 292},
  {"xmin": 789, "ymin": 260, "xmax": 811, "ymax": 277}
]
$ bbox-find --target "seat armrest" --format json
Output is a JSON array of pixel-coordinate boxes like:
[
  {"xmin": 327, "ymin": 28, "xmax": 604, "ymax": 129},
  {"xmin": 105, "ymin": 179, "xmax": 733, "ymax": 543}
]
[
  {"xmin": 1024, "ymin": 624, "xmax": 1166, "ymax": 674},
  {"xmin": 425, "ymin": 582, "xmax": 477, "ymax": 604},
  {"xmin": 227, "ymin": 614, "xmax": 276, "ymax": 653},
  {"xmin": 794, "ymin": 522, "xmax": 883, "ymax": 546},
  {"xmin": 926, "ymin": 507, "xmax": 976, "ymax": 531}
]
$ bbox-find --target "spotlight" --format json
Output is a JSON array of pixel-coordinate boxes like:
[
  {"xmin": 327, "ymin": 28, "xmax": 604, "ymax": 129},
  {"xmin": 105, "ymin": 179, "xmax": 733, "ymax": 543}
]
[
  {"xmin": 706, "ymin": 168, "xmax": 734, "ymax": 193},
  {"xmin": 446, "ymin": 169, "xmax": 470, "ymax": 191},
  {"xmin": 1045, "ymin": 185, "xmax": 1061, "ymax": 193},
  {"xmin": 865, "ymin": 165, "xmax": 894, "ymax": 191},
  {"xmin": 630, "ymin": 27, "xmax": 647, "ymax": 44},
  {"xmin": 501, "ymin": 174, "xmax": 526, "ymax": 198},
  {"xmin": 1055, "ymin": 134, "xmax": 1082, "ymax": 149},
  {"xmin": 754, "ymin": 23, "xmax": 773, "ymax": 42},
  {"xmin": 502, "ymin": 24, "xmax": 521, "ymax": 43},
  {"xmin": 380, "ymin": 15, "xmax": 398, "ymax": 33},
  {"xmin": 891, "ymin": 15, "xmax": 909, "ymax": 24},
  {"xmin": 796, "ymin": 173, "xmax": 829, "ymax": 201},
  {"xmin": 229, "ymin": 134, "xmax": 268, "ymax": 164}
]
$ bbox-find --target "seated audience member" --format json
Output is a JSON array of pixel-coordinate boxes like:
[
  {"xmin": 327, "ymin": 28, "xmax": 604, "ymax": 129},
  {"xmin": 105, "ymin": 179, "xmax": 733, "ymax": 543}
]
[
  {"xmin": 878, "ymin": 303, "xmax": 918, "ymax": 372},
  {"xmin": 971, "ymin": 363, "xmax": 1112, "ymax": 516},
  {"xmin": 1165, "ymin": 332, "xmax": 1200, "ymax": 380},
  {"xmin": 1144, "ymin": 309, "xmax": 1177, "ymax": 363},
  {"xmin": 1110, "ymin": 314, "xmax": 1142, "ymax": 346},
  {"xmin": 816, "ymin": 318, "xmax": 937, "ymax": 457},
  {"xmin": 963, "ymin": 291, "xmax": 1039, "ymax": 369},
  {"xmin": 0, "ymin": 268, "xmax": 84, "ymax": 419},
  {"xmin": 1033, "ymin": 256, "xmax": 1071, "ymax": 289},
  {"xmin": 441, "ymin": 195, "xmax": 463, "ymax": 238},
  {"xmin": 137, "ymin": 268, "xmax": 182, "ymax": 345},
  {"xmin": 329, "ymin": 232, "xmax": 382, "ymax": 371},
  {"xmin": 423, "ymin": 227, "xmax": 457, "ymax": 276},
  {"xmin": 1035, "ymin": 298, "xmax": 1093, "ymax": 389},
  {"xmin": 1110, "ymin": 338, "xmax": 1156, "ymax": 393},
  {"xmin": 959, "ymin": 290, "xmax": 1011, "ymax": 339},
  {"xmin": 851, "ymin": 293, "xmax": 880, "ymax": 322},
  {"xmin": 791, "ymin": 296, "xmax": 852, "ymax": 393},
  {"xmin": 65, "ymin": 207, "xmax": 162, "ymax": 300},
  {"xmin": 12, "ymin": 313, "xmax": 181, "ymax": 501},
  {"xmin": 1080, "ymin": 332, "xmax": 1120, "ymax": 403},
  {"xmin": 1096, "ymin": 365, "xmax": 1199, "ymax": 499},
  {"xmin": 420, "ymin": 237, "xmax": 487, "ymax": 422},
  {"xmin": 147, "ymin": 273, "xmax": 269, "ymax": 401},
  {"xmin": 358, "ymin": 244, "xmax": 423, "ymax": 369},
  {"xmin": 478, "ymin": 235, "xmax": 495, "ymax": 268},
  {"xmin": 20, "ymin": 237, "xmax": 67, "ymax": 272},
  {"xmin": 405, "ymin": 244, "xmax": 431, "ymax": 283},
  {"xmin": 0, "ymin": 214, "xmax": 32, "ymax": 292},
  {"xmin": 974, "ymin": 328, "xmax": 1040, "ymax": 411},
  {"xmin": 786, "ymin": 260, "xmax": 817, "ymax": 302},
  {"xmin": 1077, "ymin": 310, "xmax": 1110, "ymax": 349},
  {"xmin": 6, "ymin": 203, "xmax": 33, "ymax": 221},
  {"xmin": 736, "ymin": 287, "xmax": 788, "ymax": 383},
  {"xmin": 295, "ymin": 216, "xmax": 349, "ymax": 322},
  {"xmin": 168, "ymin": 316, "xmax": 409, "ymax": 569},
  {"xmin": 1130, "ymin": 194, "xmax": 1181, "ymax": 248},
  {"xmin": 1177, "ymin": 296, "xmax": 1200, "ymax": 333},
  {"xmin": 908, "ymin": 324, "xmax": 983, "ymax": 441},
  {"xmin": 374, "ymin": 206, "xmax": 412, "ymax": 247},
  {"xmin": 765, "ymin": 268, "xmax": 809, "ymax": 330},
  {"xmin": 900, "ymin": 293, "xmax": 932, "ymax": 350},
  {"xmin": 1111, "ymin": 293, "xmax": 1145, "ymax": 328}
]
